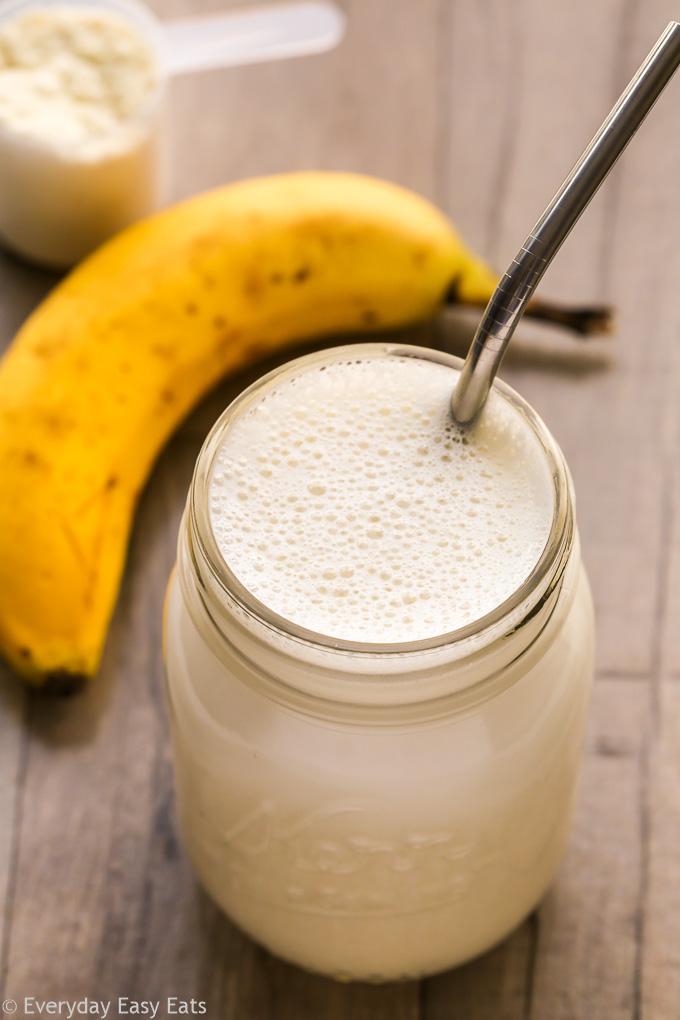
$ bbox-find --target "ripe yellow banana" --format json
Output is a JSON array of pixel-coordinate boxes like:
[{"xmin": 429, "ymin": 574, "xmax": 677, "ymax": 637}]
[{"xmin": 0, "ymin": 172, "xmax": 610, "ymax": 690}]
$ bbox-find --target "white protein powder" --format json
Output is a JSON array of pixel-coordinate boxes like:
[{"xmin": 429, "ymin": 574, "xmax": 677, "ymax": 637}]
[
  {"xmin": 0, "ymin": 6, "xmax": 157, "ymax": 150},
  {"xmin": 0, "ymin": 4, "xmax": 162, "ymax": 265},
  {"xmin": 209, "ymin": 354, "xmax": 555, "ymax": 642}
]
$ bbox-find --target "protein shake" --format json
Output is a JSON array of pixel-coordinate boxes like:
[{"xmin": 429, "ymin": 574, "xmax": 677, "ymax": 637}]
[{"xmin": 164, "ymin": 344, "xmax": 594, "ymax": 979}]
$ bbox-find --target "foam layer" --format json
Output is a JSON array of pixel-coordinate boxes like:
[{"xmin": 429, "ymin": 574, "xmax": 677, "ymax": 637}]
[{"xmin": 209, "ymin": 354, "xmax": 554, "ymax": 642}]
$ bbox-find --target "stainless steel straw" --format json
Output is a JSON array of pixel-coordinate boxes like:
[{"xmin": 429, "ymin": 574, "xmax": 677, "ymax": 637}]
[{"xmin": 451, "ymin": 21, "xmax": 680, "ymax": 424}]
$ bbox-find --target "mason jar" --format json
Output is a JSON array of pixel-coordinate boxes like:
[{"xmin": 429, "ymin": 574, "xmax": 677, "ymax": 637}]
[{"xmin": 163, "ymin": 344, "xmax": 594, "ymax": 981}]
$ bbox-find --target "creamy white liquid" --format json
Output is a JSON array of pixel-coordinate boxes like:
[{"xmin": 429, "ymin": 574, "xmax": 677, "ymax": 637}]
[{"xmin": 209, "ymin": 354, "xmax": 554, "ymax": 642}]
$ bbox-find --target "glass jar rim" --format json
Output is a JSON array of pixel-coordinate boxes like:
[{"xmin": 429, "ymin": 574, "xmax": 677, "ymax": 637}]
[{"xmin": 187, "ymin": 342, "xmax": 575, "ymax": 665}]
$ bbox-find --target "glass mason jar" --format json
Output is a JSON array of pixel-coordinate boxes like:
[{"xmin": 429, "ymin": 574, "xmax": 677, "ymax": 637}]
[{"xmin": 163, "ymin": 344, "xmax": 594, "ymax": 982}]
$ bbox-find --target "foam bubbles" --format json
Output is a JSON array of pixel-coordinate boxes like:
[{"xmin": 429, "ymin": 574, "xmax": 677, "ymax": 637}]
[{"xmin": 209, "ymin": 355, "xmax": 554, "ymax": 642}]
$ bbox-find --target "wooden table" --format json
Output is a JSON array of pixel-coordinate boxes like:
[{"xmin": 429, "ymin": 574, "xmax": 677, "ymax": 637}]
[{"xmin": 1, "ymin": 1, "xmax": 680, "ymax": 1016}]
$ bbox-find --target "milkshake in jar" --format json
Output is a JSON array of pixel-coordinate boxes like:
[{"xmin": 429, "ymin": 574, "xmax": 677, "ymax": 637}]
[{"xmin": 164, "ymin": 343, "xmax": 594, "ymax": 980}]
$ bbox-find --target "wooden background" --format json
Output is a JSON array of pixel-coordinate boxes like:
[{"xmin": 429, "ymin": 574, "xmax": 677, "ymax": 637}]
[{"xmin": 1, "ymin": 0, "xmax": 680, "ymax": 1016}]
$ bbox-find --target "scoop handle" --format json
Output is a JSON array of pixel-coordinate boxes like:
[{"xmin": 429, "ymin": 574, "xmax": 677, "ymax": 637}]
[
  {"xmin": 162, "ymin": 0, "xmax": 345, "ymax": 76},
  {"xmin": 451, "ymin": 20, "xmax": 680, "ymax": 424}
]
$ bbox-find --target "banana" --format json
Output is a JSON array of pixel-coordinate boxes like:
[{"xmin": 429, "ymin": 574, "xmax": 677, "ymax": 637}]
[{"xmin": 0, "ymin": 172, "xmax": 610, "ymax": 690}]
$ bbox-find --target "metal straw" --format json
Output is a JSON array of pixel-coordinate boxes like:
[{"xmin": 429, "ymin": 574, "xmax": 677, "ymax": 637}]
[{"xmin": 451, "ymin": 21, "xmax": 680, "ymax": 424}]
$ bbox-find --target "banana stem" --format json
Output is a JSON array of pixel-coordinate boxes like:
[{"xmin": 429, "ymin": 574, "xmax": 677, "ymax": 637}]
[
  {"xmin": 523, "ymin": 298, "xmax": 615, "ymax": 336},
  {"xmin": 446, "ymin": 289, "xmax": 615, "ymax": 338}
]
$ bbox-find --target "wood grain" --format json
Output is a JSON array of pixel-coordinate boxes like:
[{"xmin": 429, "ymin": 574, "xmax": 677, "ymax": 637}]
[
  {"xmin": 642, "ymin": 683, "xmax": 680, "ymax": 1018},
  {"xmin": 159, "ymin": 0, "xmax": 442, "ymax": 201},
  {"xmin": 1, "ymin": 0, "xmax": 680, "ymax": 1016},
  {"xmin": 0, "ymin": 251, "xmax": 61, "ymax": 986},
  {"xmin": 0, "ymin": 678, "xmax": 26, "ymax": 987}
]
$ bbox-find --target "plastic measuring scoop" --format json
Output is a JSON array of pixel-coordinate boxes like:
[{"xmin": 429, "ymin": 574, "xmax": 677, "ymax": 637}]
[
  {"xmin": 0, "ymin": 0, "xmax": 346, "ymax": 77},
  {"xmin": 163, "ymin": 1, "xmax": 346, "ymax": 76}
]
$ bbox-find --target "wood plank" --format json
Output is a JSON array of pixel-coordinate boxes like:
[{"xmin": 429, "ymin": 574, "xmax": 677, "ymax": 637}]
[
  {"xmin": 0, "ymin": 672, "xmax": 27, "ymax": 993},
  {"xmin": 0, "ymin": 250, "xmax": 62, "ymax": 992},
  {"xmin": 660, "ymin": 469, "xmax": 680, "ymax": 678},
  {"xmin": 422, "ymin": 922, "xmax": 535, "ymax": 1020},
  {"xmin": 439, "ymin": 0, "xmax": 624, "ymax": 287},
  {"xmin": 658, "ymin": 280, "xmax": 680, "ymax": 678},
  {"xmin": 641, "ymin": 682, "xmax": 680, "ymax": 1019}
]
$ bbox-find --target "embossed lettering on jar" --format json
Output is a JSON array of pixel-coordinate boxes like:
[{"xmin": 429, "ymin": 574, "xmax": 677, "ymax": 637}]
[{"xmin": 163, "ymin": 344, "xmax": 595, "ymax": 981}]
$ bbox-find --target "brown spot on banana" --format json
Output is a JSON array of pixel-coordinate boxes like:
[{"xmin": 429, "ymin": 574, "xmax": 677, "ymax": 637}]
[
  {"xmin": 31, "ymin": 336, "xmax": 67, "ymax": 359},
  {"xmin": 214, "ymin": 330, "xmax": 243, "ymax": 356},
  {"xmin": 243, "ymin": 272, "xmax": 265, "ymax": 301},
  {"xmin": 41, "ymin": 411, "xmax": 75, "ymax": 438},
  {"xmin": 293, "ymin": 266, "xmax": 311, "ymax": 283},
  {"xmin": 244, "ymin": 341, "xmax": 269, "ymax": 361},
  {"xmin": 151, "ymin": 343, "xmax": 175, "ymax": 360},
  {"xmin": 361, "ymin": 309, "xmax": 379, "ymax": 327}
]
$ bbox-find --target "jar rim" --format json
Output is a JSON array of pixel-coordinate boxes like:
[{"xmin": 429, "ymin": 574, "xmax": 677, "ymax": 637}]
[{"xmin": 188, "ymin": 343, "xmax": 574, "ymax": 667}]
